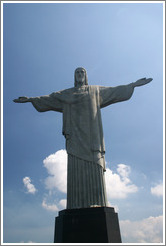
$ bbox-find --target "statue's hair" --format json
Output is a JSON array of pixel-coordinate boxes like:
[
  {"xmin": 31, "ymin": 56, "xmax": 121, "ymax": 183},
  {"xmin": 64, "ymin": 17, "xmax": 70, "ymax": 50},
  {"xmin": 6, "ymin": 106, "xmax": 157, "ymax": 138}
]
[{"xmin": 74, "ymin": 67, "xmax": 88, "ymax": 87}]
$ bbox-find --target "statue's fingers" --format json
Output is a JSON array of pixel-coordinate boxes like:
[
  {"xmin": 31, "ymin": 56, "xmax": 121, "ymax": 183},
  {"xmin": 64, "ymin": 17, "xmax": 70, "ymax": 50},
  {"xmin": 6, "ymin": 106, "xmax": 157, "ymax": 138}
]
[
  {"xmin": 146, "ymin": 78, "xmax": 153, "ymax": 83},
  {"xmin": 13, "ymin": 99, "xmax": 20, "ymax": 103}
]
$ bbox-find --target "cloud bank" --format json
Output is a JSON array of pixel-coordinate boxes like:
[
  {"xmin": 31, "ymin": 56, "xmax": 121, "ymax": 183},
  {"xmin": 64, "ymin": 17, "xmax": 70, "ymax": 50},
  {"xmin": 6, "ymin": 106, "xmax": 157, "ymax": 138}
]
[
  {"xmin": 43, "ymin": 150, "xmax": 67, "ymax": 193},
  {"xmin": 120, "ymin": 215, "xmax": 163, "ymax": 243},
  {"xmin": 23, "ymin": 177, "xmax": 37, "ymax": 194},
  {"xmin": 105, "ymin": 164, "xmax": 138, "ymax": 199},
  {"xmin": 42, "ymin": 199, "xmax": 59, "ymax": 212},
  {"xmin": 151, "ymin": 182, "xmax": 163, "ymax": 197},
  {"xmin": 42, "ymin": 198, "xmax": 67, "ymax": 211},
  {"xmin": 42, "ymin": 150, "xmax": 138, "ymax": 203},
  {"xmin": 40, "ymin": 150, "xmax": 163, "ymax": 243}
]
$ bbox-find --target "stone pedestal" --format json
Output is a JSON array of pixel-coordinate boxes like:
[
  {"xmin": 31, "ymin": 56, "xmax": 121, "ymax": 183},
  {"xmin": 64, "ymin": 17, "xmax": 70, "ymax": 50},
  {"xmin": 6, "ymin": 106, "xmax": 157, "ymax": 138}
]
[{"xmin": 54, "ymin": 207, "xmax": 122, "ymax": 243}]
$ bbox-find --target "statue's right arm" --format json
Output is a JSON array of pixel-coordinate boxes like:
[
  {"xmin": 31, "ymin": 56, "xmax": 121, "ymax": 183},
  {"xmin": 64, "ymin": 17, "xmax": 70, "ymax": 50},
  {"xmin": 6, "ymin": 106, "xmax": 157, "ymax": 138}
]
[
  {"xmin": 13, "ymin": 97, "xmax": 32, "ymax": 103},
  {"xmin": 13, "ymin": 93, "xmax": 63, "ymax": 113}
]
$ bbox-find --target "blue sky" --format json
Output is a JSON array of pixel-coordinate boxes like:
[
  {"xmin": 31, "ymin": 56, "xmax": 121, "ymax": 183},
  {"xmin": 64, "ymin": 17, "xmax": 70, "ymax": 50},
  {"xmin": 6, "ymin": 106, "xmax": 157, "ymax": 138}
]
[{"xmin": 2, "ymin": 1, "xmax": 164, "ymax": 244}]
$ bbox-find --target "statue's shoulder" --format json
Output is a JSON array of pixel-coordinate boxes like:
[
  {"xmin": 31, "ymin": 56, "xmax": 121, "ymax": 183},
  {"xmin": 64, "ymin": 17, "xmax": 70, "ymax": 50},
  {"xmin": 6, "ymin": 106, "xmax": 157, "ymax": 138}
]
[
  {"xmin": 62, "ymin": 87, "xmax": 75, "ymax": 93},
  {"xmin": 88, "ymin": 85, "xmax": 99, "ymax": 88},
  {"xmin": 53, "ymin": 87, "xmax": 75, "ymax": 95},
  {"xmin": 53, "ymin": 86, "xmax": 102, "ymax": 95},
  {"xmin": 88, "ymin": 85, "xmax": 101, "ymax": 93}
]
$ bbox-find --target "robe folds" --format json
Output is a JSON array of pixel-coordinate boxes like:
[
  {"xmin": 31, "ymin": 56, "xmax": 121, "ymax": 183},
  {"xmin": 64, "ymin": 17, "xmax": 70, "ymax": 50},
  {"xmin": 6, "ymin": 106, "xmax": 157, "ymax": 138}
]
[{"xmin": 31, "ymin": 83, "xmax": 134, "ymax": 208}]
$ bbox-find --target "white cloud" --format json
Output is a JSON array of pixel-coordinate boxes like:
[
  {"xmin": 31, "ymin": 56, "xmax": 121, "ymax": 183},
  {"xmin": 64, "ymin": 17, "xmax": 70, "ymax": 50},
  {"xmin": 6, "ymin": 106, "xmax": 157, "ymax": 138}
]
[
  {"xmin": 42, "ymin": 199, "xmax": 59, "ymax": 212},
  {"xmin": 59, "ymin": 199, "xmax": 67, "ymax": 209},
  {"xmin": 151, "ymin": 182, "xmax": 163, "ymax": 197},
  {"xmin": 43, "ymin": 149, "xmax": 67, "ymax": 193},
  {"xmin": 23, "ymin": 177, "xmax": 37, "ymax": 194},
  {"xmin": 120, "ymin": 215, "xmax": 163, "ymax": 243},
  {"xmin": 43, "ymin": 151, "xmax": 138, "ymax": 201},
  {"xmin": 117, "ymin": 164, "xmax": 130, "ymax": 175},
  {"xmin": 42, "ymin": 198, "xmax": 67, "ymax": 212},
  {"xmin": 105, "ymin": 164, "xmax": 138, "ymax": 199},
  {"xmin": 42, "ymin": 150, "xmax": 67, "ymax": 212}
]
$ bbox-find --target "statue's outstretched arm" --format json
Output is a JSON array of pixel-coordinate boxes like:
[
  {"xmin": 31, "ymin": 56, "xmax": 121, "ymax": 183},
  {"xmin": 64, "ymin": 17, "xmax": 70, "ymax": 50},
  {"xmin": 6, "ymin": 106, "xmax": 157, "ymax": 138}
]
[
  {"xmin": 13, "ymin": 97, "xmax": 32, "ymax": 103},
  {"xmin": 13, "ymin": 94, "xmax": 63, "ymax": 113},
  {"xmin": 132, "ymin": 78, "xmax": 153, "ymax": 87},
  {"xmin": 100, "ymin": 77, "xmax": 153, "ymax": 108}
]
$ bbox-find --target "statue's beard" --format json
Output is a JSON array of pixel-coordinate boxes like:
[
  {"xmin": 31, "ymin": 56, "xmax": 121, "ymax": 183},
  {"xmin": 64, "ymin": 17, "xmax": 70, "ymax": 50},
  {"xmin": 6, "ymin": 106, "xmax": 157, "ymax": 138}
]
[{"xmin": 75, "ymin": 80, "xmax": 85, "ymax": 87}]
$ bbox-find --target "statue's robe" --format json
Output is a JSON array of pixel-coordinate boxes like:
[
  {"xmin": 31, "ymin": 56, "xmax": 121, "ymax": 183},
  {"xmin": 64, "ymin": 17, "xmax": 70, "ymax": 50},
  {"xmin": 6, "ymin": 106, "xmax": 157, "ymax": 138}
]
[{"xmin": 31, "ymin": 84, "xmax": 134, "ymax": 208}]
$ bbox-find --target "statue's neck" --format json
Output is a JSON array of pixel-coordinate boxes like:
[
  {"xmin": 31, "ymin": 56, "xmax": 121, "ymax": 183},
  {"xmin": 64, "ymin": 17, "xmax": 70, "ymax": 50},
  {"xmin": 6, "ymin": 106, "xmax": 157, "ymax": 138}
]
[{"xmin": 74, "ymin": 85, "xmax": 88, "ymax": 92}]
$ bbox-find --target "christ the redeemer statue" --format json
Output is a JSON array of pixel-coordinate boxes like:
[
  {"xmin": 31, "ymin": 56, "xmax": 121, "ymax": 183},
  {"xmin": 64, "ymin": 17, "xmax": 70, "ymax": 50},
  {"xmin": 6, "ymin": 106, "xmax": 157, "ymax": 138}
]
[{"xmin": 14, "ymin": 67, "xmax": 152, "ymax": 209}]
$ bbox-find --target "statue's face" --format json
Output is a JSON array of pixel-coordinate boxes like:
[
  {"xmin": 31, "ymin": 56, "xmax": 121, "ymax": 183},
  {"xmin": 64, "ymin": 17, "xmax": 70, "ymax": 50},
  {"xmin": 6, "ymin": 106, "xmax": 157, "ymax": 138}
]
[{"xmin": 75, "ymin": 68, "xmax": 86, "ymax": 87}]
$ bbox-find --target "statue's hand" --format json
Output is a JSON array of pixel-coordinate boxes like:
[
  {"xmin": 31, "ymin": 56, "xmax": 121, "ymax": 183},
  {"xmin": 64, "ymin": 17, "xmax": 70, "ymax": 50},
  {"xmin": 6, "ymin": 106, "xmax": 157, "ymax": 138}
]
[
  {"xmin": 13, "ymin": 97, "xmax": 30, "ymax": 103},
  {"xmin": 133, "ymin": 78, "xmax": 153, "ymax": 87}
]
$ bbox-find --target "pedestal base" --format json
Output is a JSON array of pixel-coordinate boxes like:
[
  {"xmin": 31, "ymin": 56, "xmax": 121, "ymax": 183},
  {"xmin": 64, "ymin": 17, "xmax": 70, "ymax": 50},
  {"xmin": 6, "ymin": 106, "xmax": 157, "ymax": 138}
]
[{"xmin": 54, "ymin": 207, "xmax": 122, "ymax": 243}]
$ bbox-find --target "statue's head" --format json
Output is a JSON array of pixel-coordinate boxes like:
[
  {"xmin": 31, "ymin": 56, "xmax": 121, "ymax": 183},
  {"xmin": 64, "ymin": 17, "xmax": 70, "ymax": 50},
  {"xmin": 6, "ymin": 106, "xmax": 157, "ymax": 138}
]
[{"xmin": 74, "ymin": 67, "xmax": 88, "ymax": 87}]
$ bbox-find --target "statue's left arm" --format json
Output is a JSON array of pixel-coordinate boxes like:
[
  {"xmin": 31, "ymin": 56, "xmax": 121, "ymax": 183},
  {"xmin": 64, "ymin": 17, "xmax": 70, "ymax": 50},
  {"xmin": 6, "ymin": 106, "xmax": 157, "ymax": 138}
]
[{"xmin": 100, "ymin": 77, "xmax": 153, "ymax": 108}]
